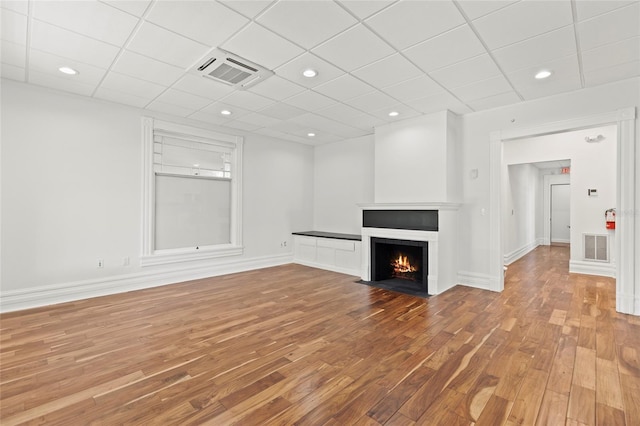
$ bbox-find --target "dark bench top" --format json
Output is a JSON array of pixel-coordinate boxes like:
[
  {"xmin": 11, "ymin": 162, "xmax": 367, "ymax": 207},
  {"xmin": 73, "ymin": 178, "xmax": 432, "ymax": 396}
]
[{"xmin": 292, "ymin": 231, "xmax": 362, "ymax": 241}]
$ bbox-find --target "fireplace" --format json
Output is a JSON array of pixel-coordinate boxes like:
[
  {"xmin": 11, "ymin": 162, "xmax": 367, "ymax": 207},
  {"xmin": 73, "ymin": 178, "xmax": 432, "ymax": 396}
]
[{"xmin": 371, "ymin": 237, "xmax": 428, "ymax": 296}]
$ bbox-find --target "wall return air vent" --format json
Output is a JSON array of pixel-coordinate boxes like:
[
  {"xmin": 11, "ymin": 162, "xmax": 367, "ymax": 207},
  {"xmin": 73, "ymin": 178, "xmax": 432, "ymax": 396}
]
[{"xmin": 195, "ymin": 48, "xmax": 274, "ymax": 89}]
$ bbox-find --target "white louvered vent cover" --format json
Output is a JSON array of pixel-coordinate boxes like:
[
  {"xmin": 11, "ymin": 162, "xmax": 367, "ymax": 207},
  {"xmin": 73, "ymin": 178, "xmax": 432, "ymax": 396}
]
[
  {"xmin": 195, "ymin": 48, "xmax": 274, "ymax": 89},
  {"xmin": 583, "ymin": 234, "xmax": 609, "ymax": 262}
]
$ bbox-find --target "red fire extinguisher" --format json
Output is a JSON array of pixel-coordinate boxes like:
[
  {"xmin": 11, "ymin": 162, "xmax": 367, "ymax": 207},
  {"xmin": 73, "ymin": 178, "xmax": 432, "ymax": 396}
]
[{"xmin": 605, "ymin": 208, "xmax": 616, "ymax": 230}]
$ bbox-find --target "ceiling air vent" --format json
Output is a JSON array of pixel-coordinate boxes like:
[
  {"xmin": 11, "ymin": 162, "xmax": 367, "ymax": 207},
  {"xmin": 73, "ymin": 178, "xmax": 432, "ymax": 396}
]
[{"xmin": 195, "ymin": 48, "xmax": 274, "ymax": 90}]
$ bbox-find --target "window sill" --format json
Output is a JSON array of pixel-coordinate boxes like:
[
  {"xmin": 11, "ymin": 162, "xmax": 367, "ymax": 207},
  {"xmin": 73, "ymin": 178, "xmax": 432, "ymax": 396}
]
[{"xmin": 141, "ymin": 245, "xmax": 244, "ymax": 267}]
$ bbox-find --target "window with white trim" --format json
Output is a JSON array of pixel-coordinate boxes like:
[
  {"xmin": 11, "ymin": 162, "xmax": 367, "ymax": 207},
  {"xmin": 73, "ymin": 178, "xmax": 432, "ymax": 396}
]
[{"xmin": 141, "ymin": 118, "xmax": 243, "ymax": 266}]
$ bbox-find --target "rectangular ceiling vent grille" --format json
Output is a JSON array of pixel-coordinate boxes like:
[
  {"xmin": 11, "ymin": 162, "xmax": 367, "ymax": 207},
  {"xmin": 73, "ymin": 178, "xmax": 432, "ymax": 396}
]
[{"xmin": 195, "ymin": 48, "xmax": 274, "ymax": 90}]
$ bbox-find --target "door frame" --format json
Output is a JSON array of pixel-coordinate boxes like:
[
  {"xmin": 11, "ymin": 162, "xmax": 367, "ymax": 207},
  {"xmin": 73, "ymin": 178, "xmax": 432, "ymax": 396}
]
[
  {"xmin": 488, "ymin": 107, "xmax": 637, "ymax": 315},
  {"xmin": 546, "ymin": 178, "xmax": 571, "ymax": 245}
]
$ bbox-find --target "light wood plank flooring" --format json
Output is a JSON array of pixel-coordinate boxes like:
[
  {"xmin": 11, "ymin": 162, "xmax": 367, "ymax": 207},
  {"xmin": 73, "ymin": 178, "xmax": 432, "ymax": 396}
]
[{"xmin": 1, "ymin": 246, "xmax": 639, "ymax": 425}]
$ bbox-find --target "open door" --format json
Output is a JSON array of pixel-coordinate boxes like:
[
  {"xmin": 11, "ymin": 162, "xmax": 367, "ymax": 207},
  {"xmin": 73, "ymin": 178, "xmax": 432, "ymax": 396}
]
[{"xmin": 550, "ymin": 183, "xmax": 570, "ymax": 245}]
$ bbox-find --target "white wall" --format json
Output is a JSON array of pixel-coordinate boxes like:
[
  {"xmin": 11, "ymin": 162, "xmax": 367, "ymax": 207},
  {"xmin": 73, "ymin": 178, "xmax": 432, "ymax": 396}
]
[
  {"xmin": 1, "ymin": 81, "xmax": 314, "ymax": 310},
  {"xmin": 504, "ymin": 163, "xmax": 539, "ymax": 263},
  {"xmin": 459, "ymin": 77, "xmax": 639, "ymax": 279},
  {"xmin": 374, "ymin": 111, "xmax": 460, "ymax": 203},
  {"xmin": 313, "ymin": 135, "xmax": 374, "ymax": 234}
]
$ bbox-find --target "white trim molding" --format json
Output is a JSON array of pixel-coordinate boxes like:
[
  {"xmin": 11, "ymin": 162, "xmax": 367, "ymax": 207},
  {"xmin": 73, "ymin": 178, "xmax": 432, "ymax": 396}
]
[
  {"xmin": 570, "ymin": 260, "xmax": 616, "ymax": 278},
  {"xmin": 457, "ymin": 271, "xmax": 492, "ymax": 291},
  {"xmin": 0, "ymin": 254, "xmax": 293, "ymax": 313},
  {"xmin": 504, "ymin": 240, "xmax": 540, "ymax": 265}
]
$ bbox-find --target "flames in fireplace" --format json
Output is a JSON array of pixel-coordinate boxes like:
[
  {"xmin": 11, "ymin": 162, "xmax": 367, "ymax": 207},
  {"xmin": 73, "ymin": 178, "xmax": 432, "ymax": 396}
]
[{"xmin": 392, "ymin": 254, "xmax": 417, "ymax": 278}]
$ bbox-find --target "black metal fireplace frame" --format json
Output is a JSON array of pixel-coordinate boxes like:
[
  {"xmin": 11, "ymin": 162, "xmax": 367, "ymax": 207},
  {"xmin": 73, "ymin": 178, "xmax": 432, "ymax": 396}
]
[{"xmin": 370, "ymin": 237, "xmax": 429, "ymax": 296}]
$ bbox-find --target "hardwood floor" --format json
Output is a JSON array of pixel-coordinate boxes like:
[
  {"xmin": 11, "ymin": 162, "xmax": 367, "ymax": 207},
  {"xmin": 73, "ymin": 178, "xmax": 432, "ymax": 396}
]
[{"xmin": 1, "ymin": 245, "xmax": 639, "ymax": 425}]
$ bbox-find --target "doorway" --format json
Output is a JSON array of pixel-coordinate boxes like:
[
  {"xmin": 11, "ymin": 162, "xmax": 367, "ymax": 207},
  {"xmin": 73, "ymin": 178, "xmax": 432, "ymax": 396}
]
[{"xmin": 550, "ymin": 183, "xmax": 570, "ymax": 245}]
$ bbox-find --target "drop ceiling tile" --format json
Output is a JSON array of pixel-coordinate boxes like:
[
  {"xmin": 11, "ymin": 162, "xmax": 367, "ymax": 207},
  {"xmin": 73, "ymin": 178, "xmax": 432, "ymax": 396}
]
[
  {"xmin": 317, "ymin": 102, "xmax": 370, "ymax": 124},
  {"xmin": 235, "ymin": 112, "xmax": 282, "ymax": 127},
  {"xmin": 456, "ymin": 0, "xmax": 518, "ymax": 20},
  {"xmin": 1, "ymin": 8, "xmax": 27, "ymax": 45},
  {"xmin": 127, "ymin": 22, "xmax": 210, "ymax": 68},
  {"xmin": 584, "ymin": 60, "xmax": 640, "ymax": 87},
  {"xmin": 283, "ymin": 90, "xmax": 337, "ymax": 112},
  {"xmin": 403, "ymin": 25, "xmax": 486, "ymax": 73},
  {"xmin": 1, "ymin": 1, "xmax": 28, "ymax": 15},
  {"xmin": 582, "ymin": 37, "xmax": 640, "ymax": 73},
  {"xmin": 200, "ymin": 101, "xmax": 252, "ymax": 119},
  {"xmin": 270, "ymin": 120, "xmax": 312, "ymax": 135},
  {"xmin": 429, "ymin": 54, "xmax": 502, "ymax": 88},
  {"xmin": 1, "ymin": 63, "xmax": 25, "ymax": 81},
  {"xmin": 258, "ymin": 102, "xmax": 307, "ymax": 120},
  {"xmin": 33, "ymin": 1, "xmax": 139, "ymax": 47},
  {"xmin": 218, "ymin": 1, "xmax": 274, "ymax": 19},
  {"xmin": 94, "ymin": 87, "xmax": 150, "ymax": 108},
  {"xmin": 146, "ymin": 100, "xmax": 196, "ymax": 117},
  {"xmin": 382, "ymin": 75, "xmax": 445, "ymax": 102},
  {"xmin": 450, "ymin": 75, "xmax": 513, "ymax": 102},
  {"xmin": 221, "ymin": 90, "xmax": 275, "ymax": 111},
  {"xmin": 405, "ymin": 92, "xmax": 472, "ymax": 115},
  {"xmin": 347, "ymin": 113, "xmax": 387, "ymax": 131},
  {"xmin": 467, "ymin": 91, "xmax": 521, "ymax": 111},
  {"xmin": 337, "ymin": 1, "xmax": 394, "ymax": 19},
  {"xmin": 255, "ymin": 127, "xmax": 310, "ymax": 144},
  {"xmin": 111, "ymin": 50, "xmax": 184, "ymax": 86},
  {"xmin": 101, "ymin": 1, "xmax": 152, "ymax": 17},
  {"xmin": 314, "ymin": 74, "xmax": 375, "ymax": 102},
  {"xmin": 352, "ymin": 54, "xmax": 423, "ymax": 88},
  {"xmin": 29, "ymin": 69, "xmax": 97, "ymax": 97},
  {"xmin": 346, "ymin": 90, "xmax": 397, "ymax": 112},
  {"xmin": 275, "ymin": 53, "xmax": 345, "ymax": 88},
  {"xmin": 506, "ymin": 55, "xmax": 581, "ymax": 100},
  {"xmin": 492, "ymin": 26, "xmax": 576, "ymax": 73},
  {"xmin": 223, "ymin": 120, "xmax": 262, "ymax": 132},
  {"xmin": 222, "ymin": 23, "xmax": 305, "ymax": 70},
  {"xmin": 172, "ymin": 74, "xmax": 235, "ymax": 101},
  {"xmin": 247, "ymin": 75, "xmax": 305, "ymax": 100},
  {"xmin": 290, "ymin": 113, "xmax": 363, "ymax": 138},
  {"xmin": 365, "ymin": 0, "xmax": 465, "ymax": 50},
  {"xmin": 576, "ymin": 2, "xmax": 640, "ymax": 50},
  {"xmin": 472, "ymin": 0, "xmax": 573, "ymax": 50},
  {"xmin": 146, "ymin": 1, "xmax": 248, "ymax": 47},
  {"xmin": 368, "ymin": 103, "xmax": 422, "ymax": 122},
  {"xmin": 257, "ymin": 1, "xmax": 357, "ymax": 49},
  {"xmin": 312, "ymin": 25, "xmax": 395, "ymax": 72},
  {"xmin": 188, "ymin": 110, "xmax": 234, "ymax": 126},
  {"xmin": 574, "ymin": 0, "xmax": 635, "ymax": 21},
  {"xmin": 29, "ymin": 50, "xmax": 108, "ymax": 86},
  {"xmin": 30, "ymin": 20, "xmax": 121, "ymax": 69},
  {"xmin": 100, "ymin": 71, "xmax": 167, "ymax": 99},
  {"xmin": 1, "ymin": 40, "xmax": 25, "ymax": 67},
  {"xmin": 153, "ymin": 88, "xmax": 212, "ymax": 110}
]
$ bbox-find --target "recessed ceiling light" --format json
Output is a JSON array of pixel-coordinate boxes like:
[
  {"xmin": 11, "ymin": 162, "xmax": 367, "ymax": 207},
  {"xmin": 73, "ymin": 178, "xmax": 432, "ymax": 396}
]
[
  {"xmin": 58, "ymin": 66, "xmax": 78, "ymax": 75},
  {"xmin": 220, "ymin": 110, "xmax": 232, "ymax": 116},
  {"xmin": 388, "ymin": 111, "xmax": 400, "ymax": 117},
  {"xmin": 535, "ymin": 70, "xmax": 552, "ymax": 79},
  {"xmin": 302, "ymin": 69, "xmax": 317, "ymax": 78},
  {"xmin": 307, "ymin": 132, "xmax": 315, "ymax": 137}
]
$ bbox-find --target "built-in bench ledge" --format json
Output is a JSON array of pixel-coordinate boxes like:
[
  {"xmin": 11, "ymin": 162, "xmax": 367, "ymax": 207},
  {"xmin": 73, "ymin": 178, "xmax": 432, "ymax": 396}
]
[
  {"xmin": 292, "ymin": 231, "xmax": 361, "ymax": 241},
  {"xmin": 292, "ymin": 231, "xmax": 362, "ymax": 276}
]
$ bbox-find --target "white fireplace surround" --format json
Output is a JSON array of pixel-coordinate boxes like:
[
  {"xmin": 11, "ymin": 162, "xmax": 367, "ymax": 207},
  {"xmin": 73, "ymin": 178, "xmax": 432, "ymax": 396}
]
[{"xmin": 359, "ymin": 203, "xmax": 460, "ymax": 295}]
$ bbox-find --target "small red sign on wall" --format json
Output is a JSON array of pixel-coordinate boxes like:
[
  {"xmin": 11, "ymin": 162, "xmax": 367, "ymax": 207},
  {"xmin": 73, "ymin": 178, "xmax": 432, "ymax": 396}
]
[{"xmin": 561, "ymin": 167, "xmax": 570, "ymax": 174}]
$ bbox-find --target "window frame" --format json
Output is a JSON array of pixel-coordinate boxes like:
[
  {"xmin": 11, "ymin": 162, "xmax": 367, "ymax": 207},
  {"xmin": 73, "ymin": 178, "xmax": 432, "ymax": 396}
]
[{"xmin": 141, "ymin": 117, "xmax": 243, "ymax": 266}]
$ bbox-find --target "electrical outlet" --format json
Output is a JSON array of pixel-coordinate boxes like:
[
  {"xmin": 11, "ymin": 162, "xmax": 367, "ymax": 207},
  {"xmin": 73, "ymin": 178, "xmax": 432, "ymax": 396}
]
[
  {"xmin": 97, "ymin": 259, "xmax": 104, "ymax": 268},
  {"xmin": 280, "ymin": 241, "xmax": 288, "ymax": 247}
]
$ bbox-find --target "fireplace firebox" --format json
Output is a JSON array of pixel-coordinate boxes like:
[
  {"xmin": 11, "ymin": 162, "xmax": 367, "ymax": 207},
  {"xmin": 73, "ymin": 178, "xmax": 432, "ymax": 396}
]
[{"xmin": 370, "ymin": 237, "xmax": 428, "ymax": 296}]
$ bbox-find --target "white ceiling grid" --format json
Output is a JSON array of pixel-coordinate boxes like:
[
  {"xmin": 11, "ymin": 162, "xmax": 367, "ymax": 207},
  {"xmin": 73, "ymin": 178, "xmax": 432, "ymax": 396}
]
[{"xmin": 0, "ymin": 0, "xmax": 638, "ymax": 145}]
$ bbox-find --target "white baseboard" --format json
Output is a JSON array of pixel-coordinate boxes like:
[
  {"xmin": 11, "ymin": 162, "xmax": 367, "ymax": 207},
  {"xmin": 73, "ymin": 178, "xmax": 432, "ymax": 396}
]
[
  {"xmin": 0, "ymin": 253, "xmax": 294, "ymax": 313},
  {"xmin": 293, "ymin": 259, "xmax": 360, "ymax": 277},
  {"xmin": 616, "ymin": 291, "xmax": 639, "ymax": 315},
  {"xmin": 569, "ymin": 260, "xmax": 616, "ymax": 278},
  {"xmin": 457, "ymin": 271, "xmax": 493, "ymax": 291},
  {"xmin": 551, "ymin": 238, "xmax": 570, "ymax": 244},
  {"xmin": 504, "ymin": 240, "xmax": 540, "ymax": 265}
]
